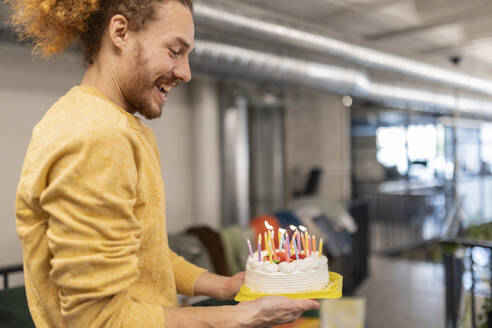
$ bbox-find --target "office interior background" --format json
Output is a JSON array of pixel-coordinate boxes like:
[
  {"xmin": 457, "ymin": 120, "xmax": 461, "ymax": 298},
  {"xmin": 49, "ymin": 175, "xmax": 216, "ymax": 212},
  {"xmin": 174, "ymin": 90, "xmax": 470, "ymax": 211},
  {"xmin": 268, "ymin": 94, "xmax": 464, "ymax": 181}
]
[{"xmin": 2, "ymin": 0, "xmax": 492, "ymax": 327}]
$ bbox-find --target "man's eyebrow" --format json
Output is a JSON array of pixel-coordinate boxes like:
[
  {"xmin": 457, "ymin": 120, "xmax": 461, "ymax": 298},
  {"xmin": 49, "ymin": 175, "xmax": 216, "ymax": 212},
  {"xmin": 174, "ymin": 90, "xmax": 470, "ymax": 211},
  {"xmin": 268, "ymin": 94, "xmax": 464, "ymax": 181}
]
[{"xmin": 174, "ymin": 37, "xmax": 194, "ymax": 52}]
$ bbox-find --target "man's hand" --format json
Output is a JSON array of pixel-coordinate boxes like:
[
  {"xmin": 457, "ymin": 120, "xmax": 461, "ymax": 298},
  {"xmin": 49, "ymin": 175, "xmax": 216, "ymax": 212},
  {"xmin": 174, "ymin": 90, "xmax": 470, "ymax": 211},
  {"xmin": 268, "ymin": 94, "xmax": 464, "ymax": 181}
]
[
  {"xmin": 194, "ymin": 271, "xmax": 245, "ymax": 300},
  {"xmin": 163, "ymin": 296, "xmax": 319, "ymax": 328},
  {"xmin": 192, "ymin": 272, "xmax": 319, "ymax": 327},
  {"xmin": 236, "ymin": 295, "xmax": 320, "ymax": 327},
  {"xmin": 222, "ymin": 271, "xmax": 245, "ymax": 300}
]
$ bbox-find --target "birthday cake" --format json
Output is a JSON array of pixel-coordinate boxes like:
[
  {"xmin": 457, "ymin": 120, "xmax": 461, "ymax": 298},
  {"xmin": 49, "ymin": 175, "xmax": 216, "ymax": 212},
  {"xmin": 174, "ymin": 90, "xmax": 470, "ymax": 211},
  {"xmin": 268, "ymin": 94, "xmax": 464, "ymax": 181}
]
[{"xmin": 244, "ymin": 224, "xmax": 330, "ymax": 294}]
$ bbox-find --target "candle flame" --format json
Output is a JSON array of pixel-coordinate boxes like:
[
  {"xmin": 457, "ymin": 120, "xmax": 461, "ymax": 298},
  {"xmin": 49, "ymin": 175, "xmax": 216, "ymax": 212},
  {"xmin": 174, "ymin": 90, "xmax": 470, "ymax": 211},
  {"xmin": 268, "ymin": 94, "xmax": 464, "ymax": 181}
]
[
  {"xmin": 278, "ymin": 228, "xmax": 286, "ymax": 234},
  {"xmin": 264, "ymin": 220, "xmax": 273, "ymax": 230},
  {"xmin": 289, "ymin": 225, "xmax": 297, "ymax": 231},
  {"xmin": 298, "ymin": 225, "xmax": 307, "ymax": 232}
]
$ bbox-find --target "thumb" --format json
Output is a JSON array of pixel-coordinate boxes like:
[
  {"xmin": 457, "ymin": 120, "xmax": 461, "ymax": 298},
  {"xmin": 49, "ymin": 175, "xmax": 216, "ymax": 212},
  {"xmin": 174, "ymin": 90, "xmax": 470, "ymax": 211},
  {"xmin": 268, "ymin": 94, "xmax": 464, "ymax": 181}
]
[{"xmin": 298, "ymin": 299, "xmax": 320, "ymax": 311}]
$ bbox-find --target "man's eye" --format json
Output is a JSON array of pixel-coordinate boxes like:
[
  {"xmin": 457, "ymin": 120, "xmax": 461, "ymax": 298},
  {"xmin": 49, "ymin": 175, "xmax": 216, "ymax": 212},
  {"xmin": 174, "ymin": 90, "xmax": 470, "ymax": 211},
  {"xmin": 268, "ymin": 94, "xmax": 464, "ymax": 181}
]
[{"xmin": 169, "ymin": 49, "xmax": 180, "ymax": 58}]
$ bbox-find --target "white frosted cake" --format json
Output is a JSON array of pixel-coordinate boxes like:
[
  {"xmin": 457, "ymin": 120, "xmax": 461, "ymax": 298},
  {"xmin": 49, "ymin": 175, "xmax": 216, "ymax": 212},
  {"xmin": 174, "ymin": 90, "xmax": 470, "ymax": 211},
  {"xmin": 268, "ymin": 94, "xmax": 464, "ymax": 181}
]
[{"xmin": 245, "ymin": 251, "xmax": 329, "ymax": 294}]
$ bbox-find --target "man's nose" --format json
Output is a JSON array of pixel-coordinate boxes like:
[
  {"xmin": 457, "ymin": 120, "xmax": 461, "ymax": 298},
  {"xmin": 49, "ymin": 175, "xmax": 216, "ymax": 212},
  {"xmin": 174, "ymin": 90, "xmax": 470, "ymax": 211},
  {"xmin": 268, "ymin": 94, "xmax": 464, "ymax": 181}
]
[{"xmin": 174, "ymin": 56, "xmax": 192, "ymax": 83}]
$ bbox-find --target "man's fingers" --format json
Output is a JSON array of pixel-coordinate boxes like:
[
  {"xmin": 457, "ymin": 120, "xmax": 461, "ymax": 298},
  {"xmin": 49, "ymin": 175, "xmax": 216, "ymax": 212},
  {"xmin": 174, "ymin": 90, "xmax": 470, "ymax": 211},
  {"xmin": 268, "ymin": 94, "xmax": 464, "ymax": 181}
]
[
  {"xmin": 293, "ymin": 299, "xmax": 320, "ymax": 311},
  {"xmin": 305, "ymin": 299, "xmax": 320, "ymax": 310}
]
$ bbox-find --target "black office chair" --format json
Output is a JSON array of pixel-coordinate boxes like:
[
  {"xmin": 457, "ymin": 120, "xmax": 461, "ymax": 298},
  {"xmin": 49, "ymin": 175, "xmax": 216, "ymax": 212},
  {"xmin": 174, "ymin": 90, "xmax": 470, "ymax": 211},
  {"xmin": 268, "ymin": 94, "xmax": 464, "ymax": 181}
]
[
  {"xmin": 0, "ymin": 286, "xmax": 35, "ymax": 328},
  {"xmin": 293, "ymin": 168, "xmax": 323, "ymax": 198}
]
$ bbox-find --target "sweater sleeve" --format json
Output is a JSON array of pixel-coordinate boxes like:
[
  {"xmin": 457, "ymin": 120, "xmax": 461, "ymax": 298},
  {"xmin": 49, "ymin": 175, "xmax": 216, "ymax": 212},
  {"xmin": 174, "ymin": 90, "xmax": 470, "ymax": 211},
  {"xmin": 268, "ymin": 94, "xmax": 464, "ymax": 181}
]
[
  {"xmin": 170, "ymin": 251, "xmax": 207, "ymax": 296},
  {"xmin": 39, "ymin": 127, "xmax": 166, "ymax": 328}
]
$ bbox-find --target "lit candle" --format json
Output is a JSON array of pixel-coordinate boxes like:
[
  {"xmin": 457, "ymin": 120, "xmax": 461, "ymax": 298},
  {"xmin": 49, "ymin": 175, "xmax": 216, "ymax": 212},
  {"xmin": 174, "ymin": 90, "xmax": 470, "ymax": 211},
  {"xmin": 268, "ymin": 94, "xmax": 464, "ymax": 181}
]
[
  {"xmin": 258, "ymin": 234, "xmax": 262, "ymax": 262},
  {"xmin": 299, "ymin": 226, "xmax": 307, "ymax": 254},
  {"xmin": 247, "ymin": 238, "xmax": 253, "ymax": 257},
  {"xmin": 306, "ymin": 234, "xmax": 311, "ymax": 256},
  {"xmin": 285, "ymin": 232, "xmax": 290, "ymax": 255},
  {"xmin": 265, "ymin": 220, "xmax": 275, "ymax": 250},
  {"xmin": 312, "ymin": 235, "xmax": 316, "ymax": 256},
  {"xmin": 301, "ymin": 233, "xmax": 307, "ymax": 255},
  {"xmin": 278, "ymin": 228, "xmax": 286, "ymax": 251},
  {"xmin": 289, "ymin": 231, "xmax": 296, "ymax": 249},
  {"xmin": 293, "ymin": 238, "xmax": 300, "ymax": 260},
  {"xmin": 285, "ymin": 239, "xmax": 290, "ymax": 259},
  {"xmin": 318, "ymin": 238, "xmax": 323, "ymax": 257},
  {"xmin": 296, "ymin": 231, "xmax": 301, "ymax": 256},
  {"xmin": 306, "ymin": 233, "xmax": 310, "ymax": 255}
]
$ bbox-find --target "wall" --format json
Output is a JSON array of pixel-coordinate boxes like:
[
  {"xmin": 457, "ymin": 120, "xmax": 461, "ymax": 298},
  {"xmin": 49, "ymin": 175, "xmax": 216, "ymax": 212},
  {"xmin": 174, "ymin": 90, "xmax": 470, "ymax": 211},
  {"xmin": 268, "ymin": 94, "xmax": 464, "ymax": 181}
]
[
  {"xmin": 284, "ymin": 88, "xmax": 351, "ymax": 204},
  {"xmin": 146, "ymin": 78, "xmax": 222, "ymax": 232},
  {"xmin": 190, "ymin": 78, "xmax": 222, "ymax": 230},
  {"xmin": 0, "ymin": 44, "xmax": 84, "ymax": 286}
]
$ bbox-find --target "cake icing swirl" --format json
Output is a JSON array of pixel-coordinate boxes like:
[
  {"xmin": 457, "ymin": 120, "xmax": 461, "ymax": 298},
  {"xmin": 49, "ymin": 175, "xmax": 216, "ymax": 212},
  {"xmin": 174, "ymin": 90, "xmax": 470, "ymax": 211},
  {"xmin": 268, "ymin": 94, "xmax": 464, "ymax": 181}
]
[{"xmin": 244, "ymin": 251, "xmax": 329, "ymax": 294}]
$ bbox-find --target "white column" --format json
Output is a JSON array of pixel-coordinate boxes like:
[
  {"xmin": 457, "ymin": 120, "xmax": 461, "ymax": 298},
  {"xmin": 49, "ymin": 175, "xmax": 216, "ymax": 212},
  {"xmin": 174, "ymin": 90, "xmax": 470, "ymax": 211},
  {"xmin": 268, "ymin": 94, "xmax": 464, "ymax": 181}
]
[{"xmin": 190, "ymin": 79, "xmax": 222, "ymax": 229}]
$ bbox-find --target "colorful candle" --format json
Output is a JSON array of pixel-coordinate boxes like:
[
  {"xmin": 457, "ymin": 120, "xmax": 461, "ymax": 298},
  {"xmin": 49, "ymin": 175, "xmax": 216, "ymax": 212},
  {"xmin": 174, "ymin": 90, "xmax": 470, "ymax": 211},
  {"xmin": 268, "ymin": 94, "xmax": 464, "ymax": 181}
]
[
  {"xmin": 296, "ymin": 231, "xmax": 301, "ymax": 256},
  {"xmin": 298, "ymin": 226, "xmax": 307, "ymax": 254},
  {"xmin": 264, "ymin": 220, "xmax": 274, "ymax": 249},
  {"xmin": 285, "ymin": 232, "xmax": 290, "ymax": 254},
  {"xmin": 301, "ymin": 234, "xmax": 307, "ymax": 255},
  {"xmin": 289, "ymin": 231, "xmax": 296, "ymax": 249},
  {"xmin": 285, "ymin": 239, "xmax": 290, "ymax": 259},
  {"xmin": 293, "ymin": 238, "xmax": 299, "ymax": 260},
  {"xmin": 278, "ymin": 228, "xmax": 286, "ymax": 251},
  {"xmin": 270, "ymin": 230, "xmax": 275, "ymax": 252},
  {"xmin": 312, "ymin": 235, "xmax": 316, "ymax": 256},
  {"xmin": 319, "ymin": 238, "xmax": 323, "ymax": 257},
  {"xmin": 306, "ymin": 235, "xmax": 310, "ymax": 256},
  {"xmin": 247, "ymin": 238, "xmax": 253, "ymax": 257},
  {"xmin": 268, "ymin": 239, "xmax": 273, "ymax": 263},
  {"xmin": 257, "ymin": 234, "xmax": 262, "ymax": 262},
  {"xmin": 306, "ymin": 233, "xmax": 311, "ymax": 256}
]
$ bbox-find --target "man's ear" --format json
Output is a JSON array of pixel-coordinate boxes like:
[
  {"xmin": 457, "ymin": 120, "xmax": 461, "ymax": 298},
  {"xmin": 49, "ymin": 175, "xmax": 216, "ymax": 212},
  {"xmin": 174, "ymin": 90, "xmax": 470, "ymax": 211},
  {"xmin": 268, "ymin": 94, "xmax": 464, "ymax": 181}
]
[{"xmin": 108, "ymin": 14, "xmax": 129, "ymax": 52}]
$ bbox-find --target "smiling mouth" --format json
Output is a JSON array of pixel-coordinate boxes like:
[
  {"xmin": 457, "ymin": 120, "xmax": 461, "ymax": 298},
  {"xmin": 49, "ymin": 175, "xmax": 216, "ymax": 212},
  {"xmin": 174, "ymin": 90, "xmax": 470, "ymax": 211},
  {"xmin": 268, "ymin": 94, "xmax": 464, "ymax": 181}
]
[{"xmin": 156, "ymin": 84, "xmax": 170, "ymax": 97}]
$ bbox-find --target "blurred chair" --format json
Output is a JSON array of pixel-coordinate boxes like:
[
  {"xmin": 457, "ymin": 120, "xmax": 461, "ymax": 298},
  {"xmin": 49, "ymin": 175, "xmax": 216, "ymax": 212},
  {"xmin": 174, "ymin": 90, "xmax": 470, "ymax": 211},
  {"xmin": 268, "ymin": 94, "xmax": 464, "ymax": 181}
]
[{"xmin": 293, "ymin": 168, "xmax": 322, "ymax": 198}]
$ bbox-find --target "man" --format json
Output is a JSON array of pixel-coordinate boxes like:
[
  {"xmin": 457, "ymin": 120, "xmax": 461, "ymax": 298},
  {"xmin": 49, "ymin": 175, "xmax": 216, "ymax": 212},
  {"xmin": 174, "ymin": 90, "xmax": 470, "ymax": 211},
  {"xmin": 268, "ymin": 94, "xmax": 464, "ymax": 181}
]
[{"xmin": 11, "ymin": 0, "xmax": 319, "ymax": 327}]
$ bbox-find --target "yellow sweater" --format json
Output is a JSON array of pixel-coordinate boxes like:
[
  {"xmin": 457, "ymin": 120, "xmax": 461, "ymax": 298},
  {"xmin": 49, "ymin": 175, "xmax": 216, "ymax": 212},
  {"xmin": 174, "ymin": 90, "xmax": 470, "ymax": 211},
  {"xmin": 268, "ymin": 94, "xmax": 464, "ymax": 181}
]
[{"xmin": 16, "ymin": 86, "xmax": 206, "ymax": 328}]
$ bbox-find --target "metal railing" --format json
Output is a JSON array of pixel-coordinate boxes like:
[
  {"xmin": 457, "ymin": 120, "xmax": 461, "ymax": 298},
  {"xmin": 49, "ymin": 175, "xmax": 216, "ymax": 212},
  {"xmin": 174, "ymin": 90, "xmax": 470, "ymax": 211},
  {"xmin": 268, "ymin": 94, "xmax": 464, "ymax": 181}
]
[
  {"xmin": 441, "ymin": 238, "xmax": 492, "ymax": 328},
  {"xmin": 364, "ymin": 190, "xmax": 449, "ymax": 253},
  {"xmin": 328, "ymin": 200, "xmax": 370, "ymax": 294},
  {"xmin": 0, "ymin": 264, "xmax": 23, "ymax": 290}
]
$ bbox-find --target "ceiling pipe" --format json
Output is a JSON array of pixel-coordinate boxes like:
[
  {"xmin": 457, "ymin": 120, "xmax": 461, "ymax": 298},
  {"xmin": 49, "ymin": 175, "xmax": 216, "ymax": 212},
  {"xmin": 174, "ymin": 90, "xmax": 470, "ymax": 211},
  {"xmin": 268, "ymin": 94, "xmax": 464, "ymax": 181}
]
[
  {"xmin": 194, "ymin": 2, "xmax": 492, "ymax": 97},
  {"xmin": 191, "ymin": 40, "xmax": 492, "ymax": 115}
]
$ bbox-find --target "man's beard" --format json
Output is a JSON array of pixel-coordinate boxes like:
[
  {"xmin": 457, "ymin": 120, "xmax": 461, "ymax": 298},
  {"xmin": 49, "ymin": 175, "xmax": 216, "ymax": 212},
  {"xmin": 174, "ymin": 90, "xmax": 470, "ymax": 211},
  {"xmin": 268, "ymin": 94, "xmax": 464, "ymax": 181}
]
[{"xmin": 121, "ymin": 42, "xmax": 162, "ymax": 120}]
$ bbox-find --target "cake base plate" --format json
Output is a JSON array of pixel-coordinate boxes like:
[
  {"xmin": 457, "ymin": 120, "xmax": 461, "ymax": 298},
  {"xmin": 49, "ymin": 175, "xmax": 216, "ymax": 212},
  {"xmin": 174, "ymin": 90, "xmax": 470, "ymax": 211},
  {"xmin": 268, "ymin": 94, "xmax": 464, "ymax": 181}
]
[{"xmin": 234, "ymin": 272, "xmax": 342, "ymax": 302}]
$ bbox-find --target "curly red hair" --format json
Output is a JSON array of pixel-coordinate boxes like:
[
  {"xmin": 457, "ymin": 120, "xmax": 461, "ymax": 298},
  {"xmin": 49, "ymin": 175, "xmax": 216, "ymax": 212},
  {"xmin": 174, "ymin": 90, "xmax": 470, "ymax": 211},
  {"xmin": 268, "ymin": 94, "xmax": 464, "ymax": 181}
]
[{"xmin": 6, "ymin": 0, "xmax": 193, "ymax": 64}]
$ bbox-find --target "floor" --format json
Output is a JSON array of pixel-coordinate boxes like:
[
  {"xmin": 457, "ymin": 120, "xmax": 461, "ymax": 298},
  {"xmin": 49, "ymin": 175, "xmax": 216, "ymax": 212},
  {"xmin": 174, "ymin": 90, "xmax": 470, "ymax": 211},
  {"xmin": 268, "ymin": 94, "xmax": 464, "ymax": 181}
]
[{"xmin": 356, "ymin": 255, "xmax": 445, "ymax": 328}]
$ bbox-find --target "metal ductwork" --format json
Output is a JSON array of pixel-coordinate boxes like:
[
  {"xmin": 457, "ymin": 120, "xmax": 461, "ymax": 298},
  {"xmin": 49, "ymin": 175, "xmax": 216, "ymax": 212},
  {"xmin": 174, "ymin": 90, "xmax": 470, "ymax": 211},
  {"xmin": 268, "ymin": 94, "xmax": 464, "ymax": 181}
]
[
  {"xmin": 192, "ymin": 40, "xmax": 492, "ymax": 115},
  {"xmin": 194, "ymin": 2, "xmax": 492, "ymax": 98}
]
